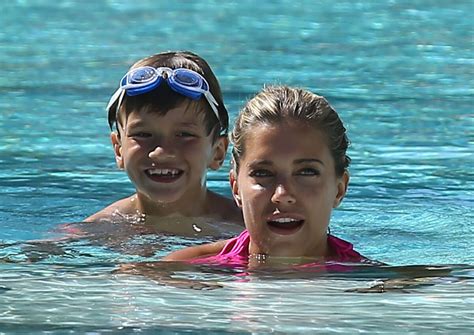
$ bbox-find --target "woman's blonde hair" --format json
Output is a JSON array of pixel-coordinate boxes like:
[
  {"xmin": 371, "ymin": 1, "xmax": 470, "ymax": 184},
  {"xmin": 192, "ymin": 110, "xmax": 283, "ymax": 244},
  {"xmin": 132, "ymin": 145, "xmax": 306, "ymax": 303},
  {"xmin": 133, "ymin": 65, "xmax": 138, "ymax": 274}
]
[{"xmin": 230, "ymin": 85, "xmax": 351, "ymax": 176}]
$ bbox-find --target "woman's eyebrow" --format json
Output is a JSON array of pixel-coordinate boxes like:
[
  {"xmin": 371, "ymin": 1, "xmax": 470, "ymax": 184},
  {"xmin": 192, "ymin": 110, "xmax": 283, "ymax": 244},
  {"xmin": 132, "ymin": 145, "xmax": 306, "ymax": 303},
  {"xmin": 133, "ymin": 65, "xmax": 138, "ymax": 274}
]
[
  {"xmin": 247, "ymin": 160, "xmax": 273, "ymax": 167},
  {"xmin": 294, "ymin": 158, "xmax": 325, "ymax": 166}
]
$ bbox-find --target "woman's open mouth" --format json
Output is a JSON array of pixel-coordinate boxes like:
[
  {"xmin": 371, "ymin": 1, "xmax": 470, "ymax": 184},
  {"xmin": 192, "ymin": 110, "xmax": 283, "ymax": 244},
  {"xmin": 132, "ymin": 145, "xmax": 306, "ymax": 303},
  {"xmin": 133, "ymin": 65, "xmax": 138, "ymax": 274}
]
[
  {"xmin": 145, "ymin": 168, "xmax": 184, "ymax": 183},
  {"xmin": 267, "ymin": 217, "xmax": 305, "ymax": 235}
]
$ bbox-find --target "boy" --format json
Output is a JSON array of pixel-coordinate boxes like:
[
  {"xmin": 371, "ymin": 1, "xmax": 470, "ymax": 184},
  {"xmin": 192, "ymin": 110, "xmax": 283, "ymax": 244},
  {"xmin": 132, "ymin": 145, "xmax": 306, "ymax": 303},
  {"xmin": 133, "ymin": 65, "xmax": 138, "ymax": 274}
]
[{"xmin": 85, "ymin": 51, "xmax": 242, "ymax": 237}]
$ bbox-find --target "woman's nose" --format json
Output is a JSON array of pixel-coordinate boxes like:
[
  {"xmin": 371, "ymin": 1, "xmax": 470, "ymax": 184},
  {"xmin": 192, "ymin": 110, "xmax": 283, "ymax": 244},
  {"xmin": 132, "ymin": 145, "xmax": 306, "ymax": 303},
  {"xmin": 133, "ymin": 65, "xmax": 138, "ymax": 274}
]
[{"xmin": 271, "ymin": 183, "xmax": 296, "ymax": 205}]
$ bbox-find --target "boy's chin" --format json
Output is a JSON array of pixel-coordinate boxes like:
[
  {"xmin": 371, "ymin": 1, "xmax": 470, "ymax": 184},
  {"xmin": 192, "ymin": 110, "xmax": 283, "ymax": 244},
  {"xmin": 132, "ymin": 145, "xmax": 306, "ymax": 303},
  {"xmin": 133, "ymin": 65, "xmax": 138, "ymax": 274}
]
[{"xmin": 138, "ymin": 190, "xmax": 187, "ymax": 205}]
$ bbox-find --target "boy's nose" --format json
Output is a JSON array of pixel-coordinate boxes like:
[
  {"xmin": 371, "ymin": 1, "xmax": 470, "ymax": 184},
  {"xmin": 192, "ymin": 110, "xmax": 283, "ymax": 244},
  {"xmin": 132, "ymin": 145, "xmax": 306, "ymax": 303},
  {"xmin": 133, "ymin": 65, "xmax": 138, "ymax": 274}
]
[
  {"xmin": 271, "ymin": 183, "xmax": 296, "ymax": 205},
  {"xmin": 148, "ymin": 143, "xmax": 176, "ymax": 160}
]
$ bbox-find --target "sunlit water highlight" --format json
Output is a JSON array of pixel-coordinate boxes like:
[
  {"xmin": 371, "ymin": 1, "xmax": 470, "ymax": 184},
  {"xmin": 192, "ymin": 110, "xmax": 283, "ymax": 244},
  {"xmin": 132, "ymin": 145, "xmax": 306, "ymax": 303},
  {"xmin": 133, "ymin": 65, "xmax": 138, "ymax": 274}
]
[{"xmin": 0, "ymin": 0, "xmax": 473, "ymax": 333}]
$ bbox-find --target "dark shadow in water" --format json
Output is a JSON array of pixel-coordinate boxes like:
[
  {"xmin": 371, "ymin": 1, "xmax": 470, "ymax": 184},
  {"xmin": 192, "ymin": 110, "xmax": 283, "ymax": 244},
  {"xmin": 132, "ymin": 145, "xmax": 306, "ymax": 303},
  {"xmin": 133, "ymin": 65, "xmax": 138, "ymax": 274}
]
[{"xmin": 0, "ymin": 323, "xmax": 252, "ymax": 335}]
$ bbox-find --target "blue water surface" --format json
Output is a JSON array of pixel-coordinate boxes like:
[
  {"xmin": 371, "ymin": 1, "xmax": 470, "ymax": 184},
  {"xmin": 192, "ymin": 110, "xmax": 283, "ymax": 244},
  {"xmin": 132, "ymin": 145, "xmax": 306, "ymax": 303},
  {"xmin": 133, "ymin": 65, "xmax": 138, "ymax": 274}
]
[{"xmin": 0, "ymin": 0, "xmax": 473, "ymax": 333}]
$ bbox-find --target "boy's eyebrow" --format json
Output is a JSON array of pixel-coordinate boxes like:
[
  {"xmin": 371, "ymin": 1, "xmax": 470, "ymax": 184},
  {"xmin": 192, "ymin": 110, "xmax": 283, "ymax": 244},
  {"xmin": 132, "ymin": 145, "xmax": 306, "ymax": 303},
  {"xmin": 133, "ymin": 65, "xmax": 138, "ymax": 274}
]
[
  {"xmin": 126, "ymin": 120, "xmax": 147, "ymax": 128},
  {"xmin": 127, "ymin": 120, "xmax": 200, "ymax": 128},
  {"xmin": 177, "ymin": 122, "xmax": 200, "ymax": 127}
]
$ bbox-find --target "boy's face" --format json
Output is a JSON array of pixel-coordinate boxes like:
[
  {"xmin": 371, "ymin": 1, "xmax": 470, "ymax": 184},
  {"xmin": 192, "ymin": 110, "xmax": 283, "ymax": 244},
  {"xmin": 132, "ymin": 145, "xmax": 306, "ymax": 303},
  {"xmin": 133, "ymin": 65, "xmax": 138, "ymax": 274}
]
[{"xmin": 111, "ymin": 100, "xmax": 226, "ymax": 208}]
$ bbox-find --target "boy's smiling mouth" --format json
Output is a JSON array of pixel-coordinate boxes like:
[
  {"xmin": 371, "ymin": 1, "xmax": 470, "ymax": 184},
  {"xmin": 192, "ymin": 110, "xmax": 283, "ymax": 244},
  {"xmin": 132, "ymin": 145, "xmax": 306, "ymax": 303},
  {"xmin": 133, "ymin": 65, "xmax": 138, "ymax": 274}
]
[
  {"xmin": 266, "ymin": 214, "xmax": 305, "ymax": 235},
  {"xmin": 145, "ymin": 168, "xmax": 184, "ymax": 183}
]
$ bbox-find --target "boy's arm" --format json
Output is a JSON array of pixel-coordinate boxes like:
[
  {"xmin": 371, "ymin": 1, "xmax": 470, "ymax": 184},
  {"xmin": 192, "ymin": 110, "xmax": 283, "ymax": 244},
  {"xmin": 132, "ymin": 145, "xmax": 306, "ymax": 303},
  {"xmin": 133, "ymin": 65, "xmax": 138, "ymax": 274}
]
[{"xmin": 163, "ymin": 239, "xmax": 228, "ymax": 261}]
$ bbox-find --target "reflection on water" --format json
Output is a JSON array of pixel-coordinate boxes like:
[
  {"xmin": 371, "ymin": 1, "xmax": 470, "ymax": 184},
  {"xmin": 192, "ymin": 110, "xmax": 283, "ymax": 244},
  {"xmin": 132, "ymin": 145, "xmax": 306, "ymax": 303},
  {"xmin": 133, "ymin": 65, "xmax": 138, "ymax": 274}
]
[
  {"xmin": 0, "ymin": 249, "xmax": 472, "ymax": 333},
  {"xmin": 1, "ymin": 229, "xmax": 473, "ymax": 333},
  {"xmin": 1, "ymin": 0, "xmax": 473, "ymax": 333}
]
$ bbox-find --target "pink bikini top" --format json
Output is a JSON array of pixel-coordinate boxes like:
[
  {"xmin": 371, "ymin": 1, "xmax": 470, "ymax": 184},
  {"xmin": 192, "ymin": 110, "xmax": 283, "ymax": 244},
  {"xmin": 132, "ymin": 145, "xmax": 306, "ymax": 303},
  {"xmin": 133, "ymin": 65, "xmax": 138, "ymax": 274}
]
[{"xmin": 191, "ymin": 229, "xmax": 372, "ymax": 268}]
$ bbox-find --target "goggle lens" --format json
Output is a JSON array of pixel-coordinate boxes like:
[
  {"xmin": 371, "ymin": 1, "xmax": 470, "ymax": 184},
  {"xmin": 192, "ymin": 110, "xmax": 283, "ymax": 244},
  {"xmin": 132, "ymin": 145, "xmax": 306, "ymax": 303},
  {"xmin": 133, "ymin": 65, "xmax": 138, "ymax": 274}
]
[
  {"xmin": 174, "ymin": 69, "xmax": 201, "ymax": 87},
  {"xmin": 129, "ymin": 67, "xmax": 157, "ymax": 84}
]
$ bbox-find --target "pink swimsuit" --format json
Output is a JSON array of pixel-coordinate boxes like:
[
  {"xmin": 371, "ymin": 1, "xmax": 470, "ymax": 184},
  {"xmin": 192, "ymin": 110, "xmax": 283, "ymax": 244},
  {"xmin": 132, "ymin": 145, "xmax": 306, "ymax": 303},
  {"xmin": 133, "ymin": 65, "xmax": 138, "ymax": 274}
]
[{"xmin": 191, "ymin": 229, "xmax": 372, "ymax": 268}]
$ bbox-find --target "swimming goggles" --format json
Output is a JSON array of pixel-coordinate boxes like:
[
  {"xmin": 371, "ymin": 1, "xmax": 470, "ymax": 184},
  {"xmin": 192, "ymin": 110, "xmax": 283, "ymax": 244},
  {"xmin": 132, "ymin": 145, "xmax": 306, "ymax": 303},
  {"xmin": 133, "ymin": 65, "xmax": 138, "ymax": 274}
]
[{"xmin": 106, "ymin": 66, "xmax": 220, "ymax": 121}]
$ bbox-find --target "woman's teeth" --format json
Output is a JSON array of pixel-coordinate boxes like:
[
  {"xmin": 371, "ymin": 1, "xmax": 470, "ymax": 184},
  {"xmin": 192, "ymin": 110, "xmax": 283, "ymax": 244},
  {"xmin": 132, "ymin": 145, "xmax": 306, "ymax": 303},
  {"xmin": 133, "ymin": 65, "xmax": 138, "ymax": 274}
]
[
  {"xmin": 268, "ymin": 217, "xmax": 304, "ymax": 226},
  {"xmin": 271, "ymin": 218, "xmax": 299, "ymax": 224}
]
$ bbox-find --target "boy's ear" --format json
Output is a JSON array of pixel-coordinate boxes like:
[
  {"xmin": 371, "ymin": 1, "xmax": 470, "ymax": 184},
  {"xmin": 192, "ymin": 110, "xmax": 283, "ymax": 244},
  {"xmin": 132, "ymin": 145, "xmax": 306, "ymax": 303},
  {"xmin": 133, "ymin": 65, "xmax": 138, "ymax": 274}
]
[
  {"xmin": 208, "ymin": 136, "xmax": 228, "ymax": 170},
  {"xmin": 110, "ymin": 132, "xmax": 124, "ymax": 169},
  {"xmin": 229, "ymin": 169, "xmax": 242, "ymax": 207},
  {"xmin": 333, "ymin": 170, "xmax": 349, "ymax": 208}
]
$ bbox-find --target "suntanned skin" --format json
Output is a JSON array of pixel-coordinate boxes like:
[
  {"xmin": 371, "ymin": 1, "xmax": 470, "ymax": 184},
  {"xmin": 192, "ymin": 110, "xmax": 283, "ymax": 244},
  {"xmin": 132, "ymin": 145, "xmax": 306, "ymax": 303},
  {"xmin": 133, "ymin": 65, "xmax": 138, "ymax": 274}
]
[
  {"xmin": 163, "ymin": 121, "xmax": 349, "ymax": 261},
  {"xmin": 85, "ymin": 192, "xmax": 242, "ymax": 237},
  {"xmin": 162, "ymin": 239, "xmax": 227, "ymax": 261},
  {"xmin": 84, "ymin": 100, "xmax": 243, "ymax": 237}
]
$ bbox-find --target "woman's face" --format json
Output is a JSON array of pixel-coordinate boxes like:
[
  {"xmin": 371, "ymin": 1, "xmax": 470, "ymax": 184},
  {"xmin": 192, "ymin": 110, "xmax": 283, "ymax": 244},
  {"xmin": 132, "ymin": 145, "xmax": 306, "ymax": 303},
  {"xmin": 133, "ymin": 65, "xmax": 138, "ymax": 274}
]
[{"xmin": 232, "ymin": 121, "xmax": 348, "ymax": 258}]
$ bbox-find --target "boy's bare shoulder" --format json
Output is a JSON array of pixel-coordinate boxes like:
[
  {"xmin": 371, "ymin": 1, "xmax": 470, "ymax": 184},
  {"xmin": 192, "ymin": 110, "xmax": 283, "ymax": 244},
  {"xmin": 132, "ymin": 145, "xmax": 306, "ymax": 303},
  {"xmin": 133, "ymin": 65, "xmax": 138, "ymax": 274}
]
[
  {"xmin": 206, "ymin": 191, "xmax": 243, "ymax": 225},
  {"xmin": 84, "ymin": 195, "xmax": 136, "ymax": 222}
]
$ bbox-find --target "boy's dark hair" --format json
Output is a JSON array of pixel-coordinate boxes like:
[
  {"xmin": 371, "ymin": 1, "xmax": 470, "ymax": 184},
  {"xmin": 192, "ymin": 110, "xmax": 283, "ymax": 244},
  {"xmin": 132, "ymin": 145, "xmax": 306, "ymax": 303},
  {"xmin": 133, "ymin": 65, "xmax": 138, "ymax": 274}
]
[{"xmin": 107, "ymin": 51, "xmax": 229, "ymax": 140}]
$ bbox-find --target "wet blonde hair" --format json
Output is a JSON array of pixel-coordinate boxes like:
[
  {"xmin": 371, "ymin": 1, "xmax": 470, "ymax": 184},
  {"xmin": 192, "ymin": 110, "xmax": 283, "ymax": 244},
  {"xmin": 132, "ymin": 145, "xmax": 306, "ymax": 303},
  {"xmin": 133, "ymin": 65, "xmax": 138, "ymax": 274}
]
[{"xmin": 231, "ymin": 85, "xmax": 351, "ymax": 176}]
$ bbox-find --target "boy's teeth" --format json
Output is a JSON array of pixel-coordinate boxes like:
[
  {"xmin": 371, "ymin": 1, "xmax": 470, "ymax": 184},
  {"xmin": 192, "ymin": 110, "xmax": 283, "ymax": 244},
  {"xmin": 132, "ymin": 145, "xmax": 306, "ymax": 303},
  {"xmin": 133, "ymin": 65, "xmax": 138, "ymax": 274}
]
[{"xmin": 148, "ymin": 168, "xmax": 180, "ymax": 176}]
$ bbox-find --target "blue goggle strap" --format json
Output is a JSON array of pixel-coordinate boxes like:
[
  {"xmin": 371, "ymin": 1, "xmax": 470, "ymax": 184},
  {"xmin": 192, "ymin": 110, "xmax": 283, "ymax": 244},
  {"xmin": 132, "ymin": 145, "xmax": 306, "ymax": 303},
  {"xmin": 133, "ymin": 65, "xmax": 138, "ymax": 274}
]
[{"xmin": 105, "ymin": 87, "xmax": 124, "ymax": 115}]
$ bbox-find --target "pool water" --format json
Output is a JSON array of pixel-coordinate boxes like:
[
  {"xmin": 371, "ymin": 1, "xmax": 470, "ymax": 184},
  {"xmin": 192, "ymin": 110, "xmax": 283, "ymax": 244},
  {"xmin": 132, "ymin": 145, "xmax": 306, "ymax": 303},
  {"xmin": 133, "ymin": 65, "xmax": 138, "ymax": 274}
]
[{"xmin": 1, "ymin": 0, "xmax": 473, "ymax": 333}]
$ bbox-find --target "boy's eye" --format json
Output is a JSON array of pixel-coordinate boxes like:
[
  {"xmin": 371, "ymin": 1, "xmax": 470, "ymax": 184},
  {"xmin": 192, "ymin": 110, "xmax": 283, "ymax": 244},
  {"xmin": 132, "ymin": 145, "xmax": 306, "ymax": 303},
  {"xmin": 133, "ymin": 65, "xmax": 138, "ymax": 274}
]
[
  {"xmin": 176, "ymin": 131, "xmax": 198, "ymax": 138},
  {"xmin": 297, "ymin": 168, "xmax": 320, "ymax": 176},
  {"xmin": 249, "ymin": 169, "xmax": 273, "ymax": 178},
  {"xmin": 130, "ymin": 132, "xmax": 152, "ymax": 138}
]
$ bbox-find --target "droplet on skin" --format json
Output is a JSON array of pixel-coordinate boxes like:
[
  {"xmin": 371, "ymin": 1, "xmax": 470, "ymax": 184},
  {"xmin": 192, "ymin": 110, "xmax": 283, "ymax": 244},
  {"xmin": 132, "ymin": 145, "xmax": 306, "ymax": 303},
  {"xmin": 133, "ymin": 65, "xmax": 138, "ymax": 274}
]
[{"xmin": 251, "ymin": 184, "xmax": 265, "ymax": 191}]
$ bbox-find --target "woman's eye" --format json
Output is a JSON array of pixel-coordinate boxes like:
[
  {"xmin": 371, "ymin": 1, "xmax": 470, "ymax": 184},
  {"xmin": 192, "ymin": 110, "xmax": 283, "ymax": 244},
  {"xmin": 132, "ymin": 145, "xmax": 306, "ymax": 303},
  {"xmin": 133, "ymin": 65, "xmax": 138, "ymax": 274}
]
[
  {"xmin": 249, "ymin": 169, "xmax": 273, "ymax": 178},
  {"xmin": 298, "ymin": 168, "xmax": 320, "ymax": 176}
]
